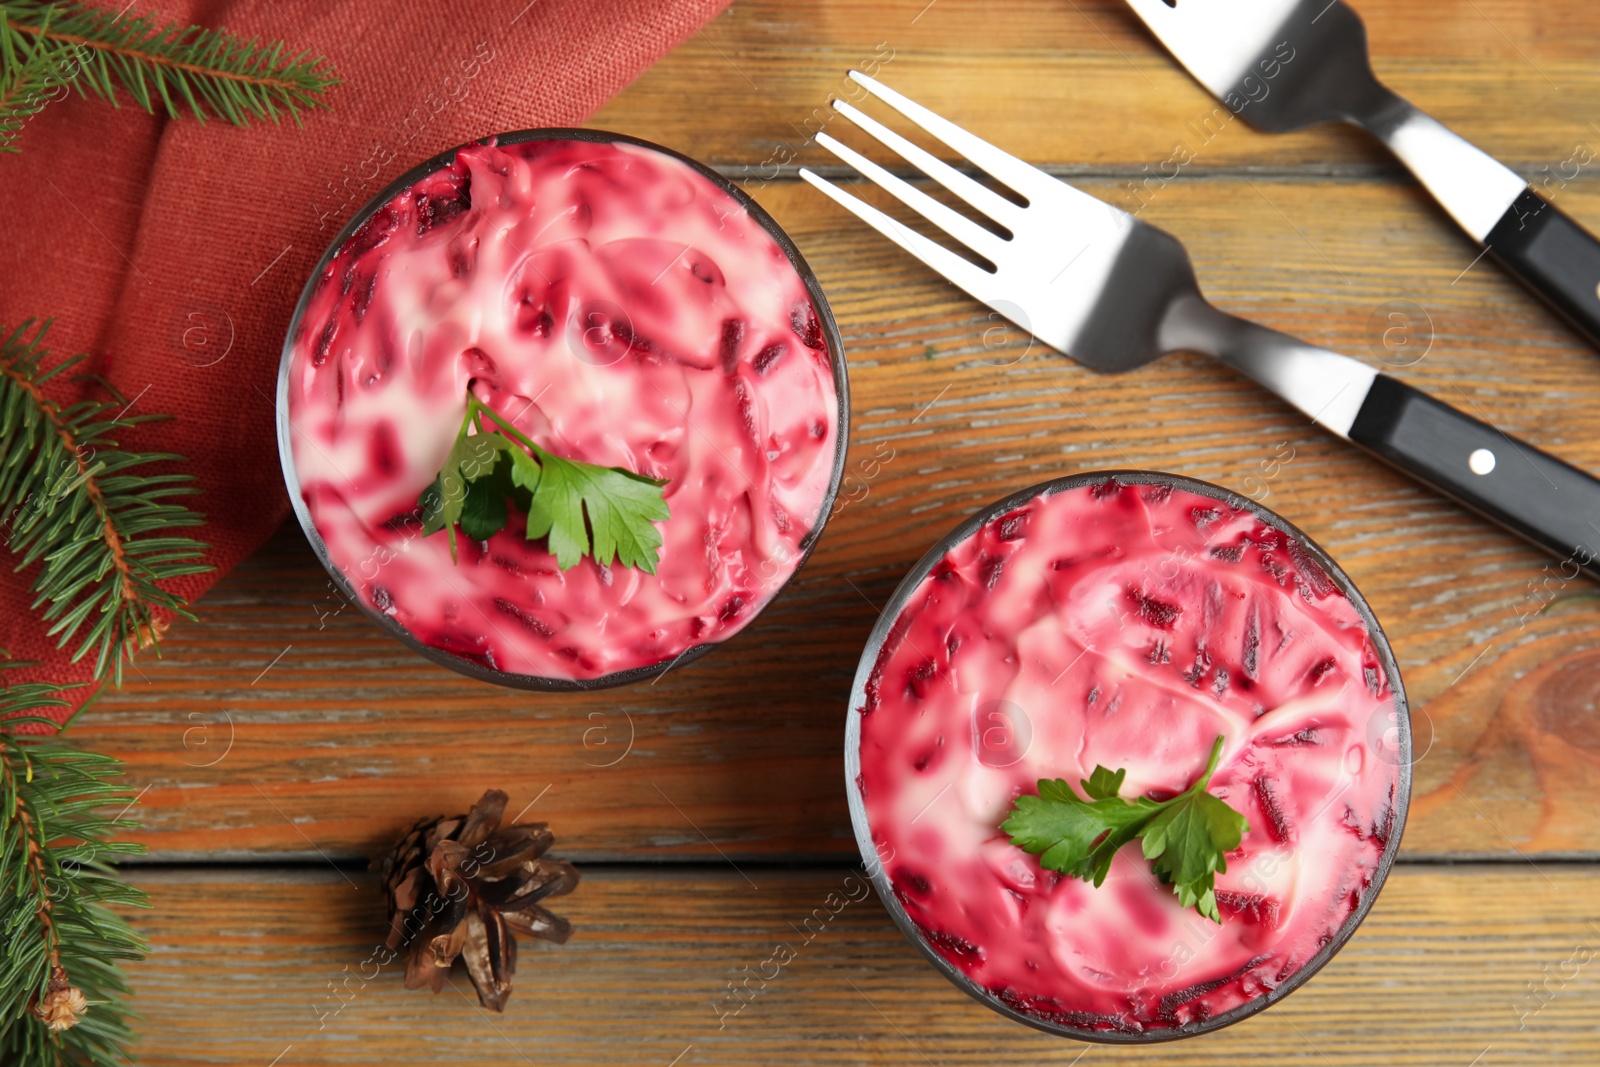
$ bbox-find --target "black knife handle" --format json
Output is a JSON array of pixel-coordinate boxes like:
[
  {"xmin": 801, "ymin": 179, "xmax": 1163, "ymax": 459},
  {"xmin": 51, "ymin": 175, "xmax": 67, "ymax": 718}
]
[
  {"xmin": 1348, "ymin": 374, "xmax": 1600, "ymax": 580},
  {"xmin": 1485, "ymin": 189, "xmax": 1600, "ymax": 350}
]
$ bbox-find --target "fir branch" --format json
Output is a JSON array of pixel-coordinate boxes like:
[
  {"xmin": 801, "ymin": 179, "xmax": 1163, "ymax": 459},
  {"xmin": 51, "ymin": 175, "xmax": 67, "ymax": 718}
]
[
  {"xmin": 0, "ymin": 0, "xmax": 338, "ymax": 132},
  {"xmin": 0, "ymin": 319, "xmax": 213, "ymax": 685},
  {"xmin": 0, "ymin": 671, "xmax": 149, "ymax": 1067},
  {"xmin": 0, "ymin": 10, "xmax": 83, "ymax": 151}
]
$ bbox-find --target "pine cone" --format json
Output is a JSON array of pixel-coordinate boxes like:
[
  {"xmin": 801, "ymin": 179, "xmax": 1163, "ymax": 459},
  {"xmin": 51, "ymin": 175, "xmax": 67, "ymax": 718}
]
[
  {"xmin": 32, "ymin": 965, "xmax": 87, "ymax": 1032},
  {"xmin": 379, "ymin": 789, "xmax": 579, "ymax": 1011}
]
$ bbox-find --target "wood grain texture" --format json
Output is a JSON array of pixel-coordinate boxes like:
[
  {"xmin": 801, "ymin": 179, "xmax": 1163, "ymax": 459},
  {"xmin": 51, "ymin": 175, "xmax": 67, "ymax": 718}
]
[
  {"xmin": 75, "ymin": 168, "xmax": 1600, "ymax": 857},
  {"xmin": 120, "ymin": 865, "xmax": 1600, "ymax": 1065},
  {"xmin": 59, "ymin": 3, "xmax": 1600, "ymax": 1062},
  {"xmin": 587, "ymin": 0, "xmax": 1600, "ymax": 175},
  {"xmin": 74, "ymin": 171, "xmax": 1600, "ymax": 861}
]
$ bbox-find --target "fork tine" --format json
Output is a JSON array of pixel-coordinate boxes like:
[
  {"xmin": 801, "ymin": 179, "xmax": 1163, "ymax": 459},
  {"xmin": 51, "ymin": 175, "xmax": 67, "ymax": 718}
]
[
  {"xmin": 812, "ymin": 129, "xmax": 1009, "ymax": 262},
  {"xmin": 827, "ymin": 97, "xmax": 1023, "ymax": 229},
  {"xmin": 847, "ymin": 72, "xmax": 1062, "ymax": 204},
  {"xmin": 799, "ymin": 167, "xmax": 999, "ymax": 302}
]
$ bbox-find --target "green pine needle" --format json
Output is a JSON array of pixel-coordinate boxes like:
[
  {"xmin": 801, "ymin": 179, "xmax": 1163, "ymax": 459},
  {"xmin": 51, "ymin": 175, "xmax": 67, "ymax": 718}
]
[
  {"xmin": 0, "ymin": 0, "xmax": 338, "ymax": 141},
  {"xmin": 0, "ymin": 669, "xmax": 149, "ymax": 1067},
  {"xmin": 0, "ymin": 10, "xmax": 83, "ymax": 152},
  {"xmin": 0, "ymin": 318, "xmax": 213, "ymax": 685}
]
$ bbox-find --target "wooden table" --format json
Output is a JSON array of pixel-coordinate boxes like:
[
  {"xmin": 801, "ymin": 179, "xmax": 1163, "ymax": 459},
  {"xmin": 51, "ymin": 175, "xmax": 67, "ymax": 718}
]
[{"xmin": 87, "ymin": 1, "xmax": 1600, "ymax": 1062}]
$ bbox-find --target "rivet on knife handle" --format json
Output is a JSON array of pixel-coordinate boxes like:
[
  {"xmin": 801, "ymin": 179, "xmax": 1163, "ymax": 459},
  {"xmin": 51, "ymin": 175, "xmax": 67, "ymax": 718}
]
[
  {"xmin": 1347, "ymin": 375, "xmax": 1600, "ymax": 579},
  {"xmin": 801, "ymin": 72, "xmax": 1600, "ymax": 584}
]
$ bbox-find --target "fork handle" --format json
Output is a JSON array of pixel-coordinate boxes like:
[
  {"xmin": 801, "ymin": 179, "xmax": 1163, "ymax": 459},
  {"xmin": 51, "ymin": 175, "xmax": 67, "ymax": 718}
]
[
  {"xmin": 1485, "ymin": 190, "xmax": 1600, "ymax": 351},
  {"xmin": 1348, "ymin": 374, "xmax": 1600, "ymax": 580},
  {"xmin": 1362, "ymin": 96, "xmax": 1600, "ymax": 349}
]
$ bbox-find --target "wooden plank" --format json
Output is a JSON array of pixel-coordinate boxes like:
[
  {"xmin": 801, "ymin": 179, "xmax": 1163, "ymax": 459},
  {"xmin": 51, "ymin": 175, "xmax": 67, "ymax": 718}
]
[
  {"xmin": 75, "ymin": 176, "xmax": 1600, "ymax": 861},
  {"xmin": 119, "ymin": 864, "xmax": 1600, "ymax": 1065},
  {"xmin": 590, "ymin": 0, "xmax": 1600, "ymax": 174},
  {"xmin": 40, "ymin": 5, "xmax": 1600, "ymax": 1063}
]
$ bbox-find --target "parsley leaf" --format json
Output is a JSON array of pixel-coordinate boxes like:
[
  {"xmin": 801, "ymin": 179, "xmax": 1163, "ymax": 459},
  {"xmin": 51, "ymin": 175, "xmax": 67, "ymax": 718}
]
[
  {"xmin": 418, "ymin": 390, "xmax": 670, "ymax": 572},
  {"xmin": 418, "ymin": 432, "xmax": 514, "ymax": 561},
  {"xmin": 519, "ymin": 446, "xmax": 671, "ymax": 573},
  {"xmin": 1001, "ymin": 736, "xmax": 1249, "ymax": 922},
  {"xmin": 1001, "ymin": 768, "xmax": 1148, "ymax": 885}
]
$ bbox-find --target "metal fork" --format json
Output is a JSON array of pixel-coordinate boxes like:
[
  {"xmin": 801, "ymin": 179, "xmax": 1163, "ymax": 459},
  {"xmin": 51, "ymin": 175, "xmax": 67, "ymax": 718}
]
[
  {"xmin": 1123, "ymin": 0, "xmax": 1600, "ymax": 353},
  {"xmin": 800, "ymin": 73, "xmax": 1600, "ymax": 580}
]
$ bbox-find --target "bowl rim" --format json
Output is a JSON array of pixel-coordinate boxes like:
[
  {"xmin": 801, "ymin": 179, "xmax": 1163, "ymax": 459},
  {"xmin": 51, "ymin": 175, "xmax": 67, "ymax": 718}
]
[
  {"xmin": 275, "ymin": 127, "xmax": 851, "ymax": 692},
  {"xmin": 843, "ymin": 469, "xmax": 1411, "ymax": 1043}
]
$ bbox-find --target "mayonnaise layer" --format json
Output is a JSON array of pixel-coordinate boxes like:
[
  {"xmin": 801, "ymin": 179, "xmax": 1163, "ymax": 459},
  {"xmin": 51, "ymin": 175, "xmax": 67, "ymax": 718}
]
[
  {"xmin": 286, "ymin": 138, "xmax": 840, "ymax": 680},
  {"xmin": 856, "ymin": 478, "xmax": 1400, "ymax": 1032}
]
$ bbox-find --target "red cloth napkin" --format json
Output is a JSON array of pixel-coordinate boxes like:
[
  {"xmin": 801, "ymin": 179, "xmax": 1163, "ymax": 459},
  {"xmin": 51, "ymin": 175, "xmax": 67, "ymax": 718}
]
[{"xmin": 0, "ymin": 0, "xmax": 730, "ymax": 722}]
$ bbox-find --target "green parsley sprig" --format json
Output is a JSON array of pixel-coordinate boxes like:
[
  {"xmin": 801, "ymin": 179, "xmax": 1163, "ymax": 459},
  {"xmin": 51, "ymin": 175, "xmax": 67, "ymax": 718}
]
[
  {"xmin": 1001, "ymin": 735, "xmax": 1249, "ymax": 922},
  {"xmin": 419, "ymin": 390, "xmax": 670, "ymax": 573}
]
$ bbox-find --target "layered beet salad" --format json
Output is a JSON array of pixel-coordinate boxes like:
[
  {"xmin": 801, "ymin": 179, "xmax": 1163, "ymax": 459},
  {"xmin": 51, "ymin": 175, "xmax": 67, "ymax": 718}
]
[
  {"xmin": 284, "ymin": 136, "xmax": 842, "ymax": 682},
  {"xmin": 854, "ymin": 477, "xmax": 1404, "ymax": 1035}
]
